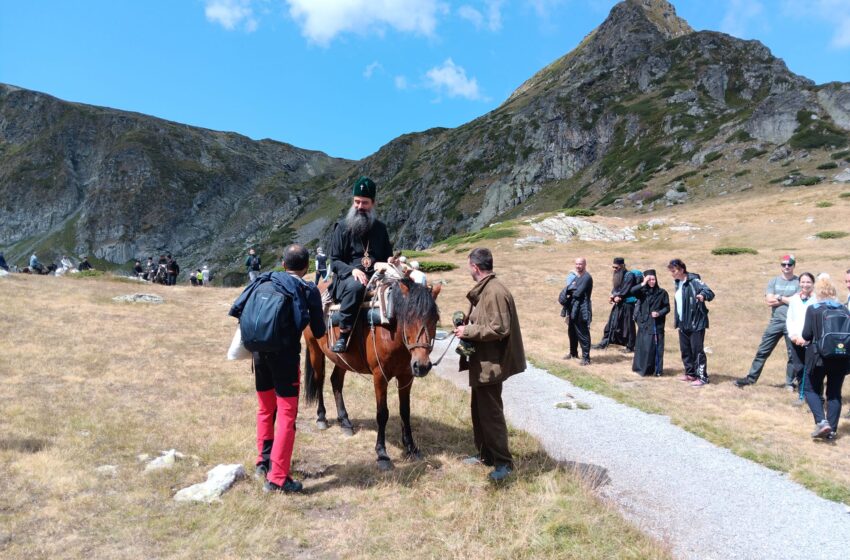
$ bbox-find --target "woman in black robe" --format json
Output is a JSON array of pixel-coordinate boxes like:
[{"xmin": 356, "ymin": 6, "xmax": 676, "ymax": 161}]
[{"xmin": 629, "ymin": 270, "xmax": 670, "ymax": 376}]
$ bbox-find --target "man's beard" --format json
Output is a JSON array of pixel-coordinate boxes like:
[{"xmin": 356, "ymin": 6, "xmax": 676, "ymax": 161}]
[{"xmin": 345, "ymin": 205, "xmax": 376, "ymax": 237}]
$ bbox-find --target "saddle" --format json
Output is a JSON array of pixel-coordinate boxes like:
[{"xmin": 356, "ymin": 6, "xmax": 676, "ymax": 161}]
[{"xmin": 322, "ymin": 262, "xmax": 407, "ymax": 330}]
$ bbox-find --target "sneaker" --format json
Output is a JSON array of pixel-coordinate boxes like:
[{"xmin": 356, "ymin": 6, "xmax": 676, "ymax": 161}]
[
  {"xmin": 811, "ymin": 420, "xmax": 832, "ymax": 439},
  {"xmin": 785, "ymin": 384, "xmax": 796, "ymax": 393},
  {"xmin": 734, "ymin": 377, "xmax": 754, "ymax": 388},
  {"xmin": 826, "ymin": 431, "xmax": 837, "ymax": 441},
  {"xmin": 689, "ymin": 379, "xmax": 707, "ymax": 387},
  {"xmin": 264, "ymin": 477, "xmax": 304, "ymax": 493},
  {"xmin": 331, "ymin": 331, "xmax": 349, "ymax": 353},
  {"xmin": 254, "ymin": 463, "xmax": 269, "ymax": 480},
  {"xmin": 488, "ymin": 464, "xmax": 512, "ymax": 482},
  {"xmin": 678, "ymin": 374, "xmax": 697, "ymax": 382}
]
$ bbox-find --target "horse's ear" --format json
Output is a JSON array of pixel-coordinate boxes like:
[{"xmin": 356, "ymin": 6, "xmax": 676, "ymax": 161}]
[{"xmin": 429, "ymin": 283, "xmax": 441, "ymax": 300}]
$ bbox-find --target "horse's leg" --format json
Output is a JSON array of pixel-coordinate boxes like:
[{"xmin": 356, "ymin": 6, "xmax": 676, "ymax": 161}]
[
  {"xmin": 373, "ymin": 374, "xmax": 392, "ymax": 470},
  {"xmin": 304, "ymin": 340, "xmax": 329, "ymax": 430},
  {"xmin": 330, "ymin": 365, "xmax": 354, "ymax": 436},
  {"xmin": 398, "ymin": 378, "xmax": 423, "ymax": 460}
]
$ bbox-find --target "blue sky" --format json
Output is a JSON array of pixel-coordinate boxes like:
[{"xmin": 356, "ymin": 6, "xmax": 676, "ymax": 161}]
[{"xmin": 1, "ymin": 1, "xmax": 848, "ymax": 160}]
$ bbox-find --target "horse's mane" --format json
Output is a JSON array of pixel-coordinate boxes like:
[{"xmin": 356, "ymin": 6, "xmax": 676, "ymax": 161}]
[{"xmin": 391, "ymin": 278, "xmax": 439, "ymax": 326}]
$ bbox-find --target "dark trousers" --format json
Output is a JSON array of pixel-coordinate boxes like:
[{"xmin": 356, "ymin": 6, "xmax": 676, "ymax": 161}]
[
  {"xmin": 789, "ymin": 344, "xmax": 806, "ymax": 387},
  {"xmin": 470, "ymin": 383, "xmax": 512, "ymax": 468},
  {"xmin": 315, "ymin": 270, "xmax": 327, "ymax": 284},
  {"xmin": 335, "ymin": 275, "xmax": 366, "ymax": 330},
  {"xmin": 567, "ymin": 319, "xmax": 591, "ymax": 359},
  {"xmin": 678, "ymin": 329, "xmax": 708, "ymax": 382},
  {"xmin": 254, "ymin": 351, "xmax": 301, "ymax": 485},
  {"xmin": 745, "ymin": 319, "xmax": 794, "ymax": 385},
  {"xmin": 803, "ymin": 363, "xmax": 846, "ymax": 430},
  {"xmin": 167, "ymin": 273, "xmax": 177, "ymax": 286}
]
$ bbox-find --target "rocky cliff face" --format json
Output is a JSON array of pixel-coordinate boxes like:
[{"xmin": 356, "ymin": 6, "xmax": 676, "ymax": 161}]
[{"xmin": 2, "ymin": 0, "xmax": 848, "ymax": 273}]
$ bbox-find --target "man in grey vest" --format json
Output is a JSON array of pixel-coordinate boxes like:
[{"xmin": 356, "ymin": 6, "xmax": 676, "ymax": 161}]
[{"xmin": 735, "ymin": 255, "xmax": 800, "ymax": 389}]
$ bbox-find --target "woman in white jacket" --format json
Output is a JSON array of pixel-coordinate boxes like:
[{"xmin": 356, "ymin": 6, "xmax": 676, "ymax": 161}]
[{"xmin": 786, "ymin": 272, "xmax": 816, "ymax": 392}]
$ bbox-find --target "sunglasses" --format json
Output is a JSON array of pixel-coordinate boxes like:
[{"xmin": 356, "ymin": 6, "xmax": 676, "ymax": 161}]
[{"xmin": 780, "ymin": 263, "xmax": 794, "ymax": 267}]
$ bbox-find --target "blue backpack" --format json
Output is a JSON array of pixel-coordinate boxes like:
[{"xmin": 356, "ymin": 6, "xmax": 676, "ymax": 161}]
[{"xmin": 240, "ymin": 273, "xmax": 310, "ymax": 353}]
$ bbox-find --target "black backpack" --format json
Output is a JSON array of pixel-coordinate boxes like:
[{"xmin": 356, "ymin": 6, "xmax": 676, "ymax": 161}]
[
  {"xmin": 815, "ymin": 305, "xmax": 850, "ymax": 359},
  {"xmin": 240, "ymin": 280, "xmax": 308, "ymax": 353}
]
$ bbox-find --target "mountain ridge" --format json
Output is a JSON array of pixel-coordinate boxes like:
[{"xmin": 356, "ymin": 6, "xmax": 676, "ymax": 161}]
[{"xmin": 1, "ymin": 0, "xmax": 848, "ymax": 280}]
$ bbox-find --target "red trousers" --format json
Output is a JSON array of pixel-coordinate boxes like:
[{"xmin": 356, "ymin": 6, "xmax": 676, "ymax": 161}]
[{"xmin": 254, "ymin": 352, "xmax": 301, "ymax": 486}]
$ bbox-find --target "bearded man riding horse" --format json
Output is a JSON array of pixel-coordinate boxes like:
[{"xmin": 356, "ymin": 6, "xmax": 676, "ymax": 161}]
[{"xmin": 328, "ymin": 176, "xmax": 395, "ymax": 352}]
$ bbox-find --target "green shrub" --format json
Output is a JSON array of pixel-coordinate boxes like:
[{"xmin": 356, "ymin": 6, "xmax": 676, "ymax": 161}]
[
  {"xmin": 672, "ymin": 170, "xmax": 698, "ymax": 182},
  {"xmin": 725, "ymin": 130, "xmax": 752, "ymax": 143},
  {"xmin": 831, "ymin": 150, "xmax": 850, "ymax": 160},
  {"xmin": 733, "ymin": 169, "xmax": 751, "ymax": 177},
  {"xmin": 711, "ymin": 247, "xmax": 758, "ymax": 256},
  {"xmin": 817, "ymin": 162, "xmax": 838, "ymax": 170},
  {"xmin": 839, "ymin": 192, "xmax": 850, "ymax": 199},
  {"xmin": 816, "ymin": 201, "xmax": 834, "ymax": 208},
  {"xmin": 768, "ymin": 177, "xmax": 784, "ymax": 184},
  {"xmin": 741, "ymin": 148, "xmax": 768, "ymax": 162},
  {"xmin": 789, "ymin": 111, "xmax": 849, "ymax": 150},
  {"xmin": 562, "ymin": 207, "xmax": 595, "ymax": 217},
  {"xmin": 438, "ymin": 227, "xmax": 519, "ymax": 248},
  {"xmin": 786, "ymin": 175, "xmax": 821, "ymax": 186},
  {"xmin": 417, "ymin": 261, "xmax": 457, "ymax": 273},
  {"xmin": 704, "ymin": 151, "xmax": 722, "ymax": 163},
  {"xmin": 72, "ymin": 270, "xmax": 106, "ymax": 278},
  {"xmin": 815, "ymin": 231, "xmax": 849, "ymax": 239},
  {"xmin": 400, "ymin": 250, "xmax": 430, "ymax": 258}
]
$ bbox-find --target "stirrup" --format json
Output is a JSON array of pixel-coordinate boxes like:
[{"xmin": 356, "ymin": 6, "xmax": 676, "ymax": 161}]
[{"xmin": 332, "ymin": 331, "xmax": 350, "ymax": 353}]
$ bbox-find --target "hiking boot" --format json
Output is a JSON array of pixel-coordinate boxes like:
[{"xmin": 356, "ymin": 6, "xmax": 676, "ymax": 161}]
[
  {"xmin": 264, "ymin": 477, "xmax": 304, "ymax": 493},
  {"xmin": 734, "ymin": 377, "xmax": 754, "ymax": 388},
  {"xmin": 811, "ymin": 420, "xmax": 832, "ymax": 439},
  {"xmin": 689, "ymin": 379, "xmax": 707, "ymax": 387},
  {"xmin": 591, "ymin": 343, "xmax": 607, "ymax": 350},
  {"xmin": 580, "ymin": 358, "xmax": 591, "ymax": 366},
  {"xmin": 254, "ymin": 462, "xmax": 269, "ymax": 481},
  {"xmin": 678, "ymin": 374, "xmax": 697, "ymax": 382},
  {"xmin": 331, "ymin": 331, "xmax": 350, "ymax": 353},
  {"xmin": 488, "ymin": 464, "xmax": 512, "ymax": 482}
]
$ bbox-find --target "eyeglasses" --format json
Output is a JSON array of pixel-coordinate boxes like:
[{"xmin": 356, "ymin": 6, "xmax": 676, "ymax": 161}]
[{"xmin": 780, "ymin": 263, "xmax": 793, "ymax": 268}]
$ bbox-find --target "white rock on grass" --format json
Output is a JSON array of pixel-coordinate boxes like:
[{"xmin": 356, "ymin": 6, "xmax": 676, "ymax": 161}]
[
  {"xmin": 0, "ymin": 269, "xmax": 8, "ymax": 278},
  {"xmin": 530, "ymin": 215, "xmax": 636, "ymax": 243},
  {"xmin": 144, "ymin": 449, "xmax": 184, "ymax": 472},
  {"xmin": 174, "ymin": 464, "xmax": 246, "ymax": 503},
  {"xmin": 113, "ymin": 293, "xmax": 164, "ymax": 304},
  {"xmin": 514, "ymin": 236, "xmax": 547, "ymax": 247},
  {"xmin": 834, "ymin": 169, "xmax": 850, "ymax": 183}
]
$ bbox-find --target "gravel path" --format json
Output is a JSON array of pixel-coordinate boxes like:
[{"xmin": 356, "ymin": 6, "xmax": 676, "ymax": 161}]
[{"xmin": 431, "ymin": 337, "xmax": 850, "ymax": 560}]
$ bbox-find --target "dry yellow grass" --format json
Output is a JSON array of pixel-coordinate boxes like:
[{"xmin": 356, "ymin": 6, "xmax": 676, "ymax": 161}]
[
  {"xmin": 0, "ymin": 274, "xmax": 669, "ymax": 559},
  {"xmin": 430, "ymin": 183, "xmax": 850, "ymax": 504}
]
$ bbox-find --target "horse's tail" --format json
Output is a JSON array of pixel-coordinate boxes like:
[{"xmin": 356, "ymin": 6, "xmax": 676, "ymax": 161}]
[{"xmin": 303, "ymin": 333, "xmax": 324, "ymax": 405}]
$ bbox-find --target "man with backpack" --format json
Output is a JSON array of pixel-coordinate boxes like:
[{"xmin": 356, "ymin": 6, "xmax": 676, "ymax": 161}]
[
  {"xmin": 735, "ymin": 255, "xmax": 800, "ymax": 389},
  {"xmin": 229, "ymin": 244, "xmax": 325, "ymax": 493},
  {"xmin": 245, "ymin": 248, "xmax": 261, "ymax": 283},
  {"xmin": 594, "ymin": 257, "xmax": 640, "ymax": 352},
  {"xmin": 668, "ymin": 259, "xmax": 715, "ymax": 387}
]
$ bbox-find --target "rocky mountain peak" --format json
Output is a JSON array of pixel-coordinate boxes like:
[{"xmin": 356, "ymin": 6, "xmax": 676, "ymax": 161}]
[{"xmin": 621, "ymin": 0, "xmax": 693, "ymax": 39}]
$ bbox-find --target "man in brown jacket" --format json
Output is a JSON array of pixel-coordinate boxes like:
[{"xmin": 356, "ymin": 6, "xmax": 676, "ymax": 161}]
[{"xmin": 453, "ymin": 247, "xmax": 526, "ymax": 482}]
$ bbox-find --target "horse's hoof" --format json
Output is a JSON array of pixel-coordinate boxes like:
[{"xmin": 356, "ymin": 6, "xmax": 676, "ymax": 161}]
[
  {"xmin": 340, "ymin": 426, "xmax": 355, "ymax": 437},
  {"xmin": 406, "ymin": 450, "xmax": 424, "ymax": 461},
  {"xmin": 376, "ymin": 459, "xmax": 394, "ymax": 471},
  {"xmin": 316, "ymin": 420, "xmax": 329, "ymax": 431}
]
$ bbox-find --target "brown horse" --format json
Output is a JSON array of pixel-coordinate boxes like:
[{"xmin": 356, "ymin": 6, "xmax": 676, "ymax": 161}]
[{"xmin": 303, "ymin": 277, "xmax": 441, "ymax": 470}]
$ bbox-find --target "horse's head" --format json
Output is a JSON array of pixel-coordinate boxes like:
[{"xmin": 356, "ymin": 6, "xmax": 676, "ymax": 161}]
[{"xmin": 392, "ymin": 279, "xmax": 440, "ymax": 378}]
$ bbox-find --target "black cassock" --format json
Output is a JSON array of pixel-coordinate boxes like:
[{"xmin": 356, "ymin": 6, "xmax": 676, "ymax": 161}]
[{"xmin": 629, "ymin": 284, "xmax": 670, "ymax": 376}]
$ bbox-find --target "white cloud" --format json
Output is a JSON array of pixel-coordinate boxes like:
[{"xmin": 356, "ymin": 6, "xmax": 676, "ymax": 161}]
[
  {"xmin": 459, "ymin": 1, "xmax": 503, "ymax": 31},
  {"xmin": 720, "ymin": 0, "xmax": 764, "ymax": 39},
  {"xmin": 205, "ymin": 0, "xmax": 259, "ymax": 32},
  {"xmin": 395, "ymin": 75, "xmax": 409, "ymax": 90},
  {"xmin": 527, "ymin": 0, "xmax": 565, "ymax": 18},
  {"xmin": 363, "ymin": 61, "xmax": 383, "ymax": 78},
  {"xmin": 458, "ymin": 5, "xmax": 484, "ymax": 29},
  {"xmin": 782, "ymin": 1, "xmax": 850, "ymax": 48},
  {"xmin": 425, "ymin": 58, "xmax": 482, "ymax": 100},
  {"xmin": 285, "ymin": 0, "xmax": 449, "ymax": 46}
]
